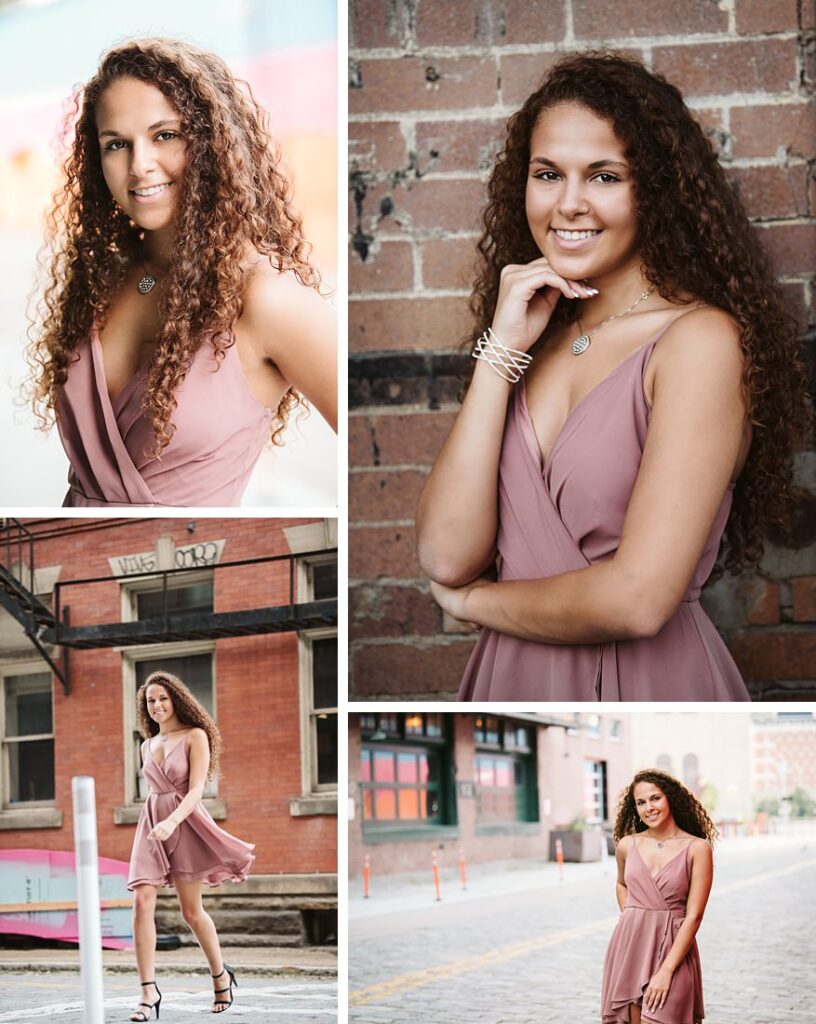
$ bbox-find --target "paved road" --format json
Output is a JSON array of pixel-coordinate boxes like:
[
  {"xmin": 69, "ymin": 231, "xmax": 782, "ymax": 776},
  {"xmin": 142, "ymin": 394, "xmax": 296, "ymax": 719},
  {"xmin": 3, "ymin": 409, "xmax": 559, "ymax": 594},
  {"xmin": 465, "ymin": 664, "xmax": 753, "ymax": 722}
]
[
  {"xmin": 349, "ymin": 835, "xmax": 816, "ymax": 1023},
  {"xmin": 0, "ymin": 974, "xmax": 337, "ymax": 1022}
]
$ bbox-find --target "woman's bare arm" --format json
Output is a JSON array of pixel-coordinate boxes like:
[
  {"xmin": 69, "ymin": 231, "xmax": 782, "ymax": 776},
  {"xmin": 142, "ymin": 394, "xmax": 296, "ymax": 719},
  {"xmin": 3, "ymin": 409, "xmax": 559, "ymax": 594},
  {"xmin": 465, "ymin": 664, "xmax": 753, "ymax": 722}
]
[
  {"xmin": 417, "ymin": 259, "xmax": 595, "ymax": 586},
  {"xmin": 432, "ymin": 308, "xmax": 748, "ymax": 639},
  {"xmin": 615, "ymin": 836, "xmax": 631, "ymax": 911},
  {"xmin": 241, "ymin": 267, "xmax": 338, "ymax": 431}
]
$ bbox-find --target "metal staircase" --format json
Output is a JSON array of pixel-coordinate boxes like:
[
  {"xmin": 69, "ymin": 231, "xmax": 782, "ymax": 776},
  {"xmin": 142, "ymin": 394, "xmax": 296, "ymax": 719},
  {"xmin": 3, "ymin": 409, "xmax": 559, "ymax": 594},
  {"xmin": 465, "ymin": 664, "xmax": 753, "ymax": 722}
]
[
  {"xmin": 0, "ymin": 519, "xmax": 338, "ymax": 696},
  {"xmin": 0, "ymin": 519, "xmax": 65, "ymax": 689}
]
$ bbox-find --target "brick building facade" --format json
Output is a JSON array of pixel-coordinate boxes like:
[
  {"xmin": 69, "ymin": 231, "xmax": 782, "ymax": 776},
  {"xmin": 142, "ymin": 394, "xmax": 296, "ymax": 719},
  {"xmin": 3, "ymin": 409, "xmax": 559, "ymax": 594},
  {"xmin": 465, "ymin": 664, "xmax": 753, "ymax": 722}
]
[
  {"xmin": 348, "ymin": 711, "xmax": 632, "ymax": 878},
  {"xmin": 348, "ymin": 0, "xmax": 816, "ymax": 698},
  {"xmin": 0, "ymin": 517, "xmax": 338, "ymax": 908}
]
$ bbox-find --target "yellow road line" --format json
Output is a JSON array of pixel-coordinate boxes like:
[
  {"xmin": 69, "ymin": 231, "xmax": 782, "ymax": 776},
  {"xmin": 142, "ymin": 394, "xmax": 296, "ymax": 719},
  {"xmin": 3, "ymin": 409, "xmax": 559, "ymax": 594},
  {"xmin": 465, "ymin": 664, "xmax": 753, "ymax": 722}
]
[
  {"xmin": 349, "ymin": 917, "xmax": 617, "ymax": 1006},
  {"xmin": 350, "ymin": 854, "xmax": 816, "ymax": 1007}
]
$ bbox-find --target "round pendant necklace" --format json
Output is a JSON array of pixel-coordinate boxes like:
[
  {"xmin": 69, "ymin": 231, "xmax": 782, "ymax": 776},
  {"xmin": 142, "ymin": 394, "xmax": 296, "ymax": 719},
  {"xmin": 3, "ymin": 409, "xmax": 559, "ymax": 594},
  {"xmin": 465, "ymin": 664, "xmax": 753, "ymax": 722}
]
[
  {"xmin": 137, "ymin": 258, "xmax": 161, "ymax": 294},
  {"xmin": 570, "ymin": 285, "xmax": 655, "ymax": 355},
  {"xmin": 647, "ymin": 829, "xmax": 681, "ymax": 849}
]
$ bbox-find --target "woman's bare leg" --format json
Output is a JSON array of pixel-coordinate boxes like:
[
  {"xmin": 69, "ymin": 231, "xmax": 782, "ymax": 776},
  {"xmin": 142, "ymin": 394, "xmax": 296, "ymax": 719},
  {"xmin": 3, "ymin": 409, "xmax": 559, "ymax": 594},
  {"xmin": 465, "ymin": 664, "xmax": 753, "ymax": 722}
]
[
  {"xmin": 173, "ymin": 877, "xmax": 230, "ymax": 1010},
  {"xmin": 629, "ymin": 1003, "xmax": 642, "ymax": 1024},
  {"xmin": 131, "ymin": 885, "xmax": 159, "ymax": 1018}
]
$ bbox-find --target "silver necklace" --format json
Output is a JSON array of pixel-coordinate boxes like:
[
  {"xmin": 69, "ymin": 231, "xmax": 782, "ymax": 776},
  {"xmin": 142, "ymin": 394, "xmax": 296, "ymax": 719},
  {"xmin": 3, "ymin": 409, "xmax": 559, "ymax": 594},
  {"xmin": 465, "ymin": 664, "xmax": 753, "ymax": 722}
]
[
  {"xmin": 570, "ymin": 285, "xmax": 655, "ymax": 355},
  {"xmin": 137, "ymin": 261, "xmax": 158, "ymax": 294},
  {"xmin": 646, "ymin": 829, "xmax": 681, "ymax": 849}
]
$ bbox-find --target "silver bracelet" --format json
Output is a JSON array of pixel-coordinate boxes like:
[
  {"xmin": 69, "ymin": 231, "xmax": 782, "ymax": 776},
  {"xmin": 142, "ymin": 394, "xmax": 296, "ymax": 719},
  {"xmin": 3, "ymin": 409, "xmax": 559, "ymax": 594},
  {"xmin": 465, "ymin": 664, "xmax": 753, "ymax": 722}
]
[{"xmin": 472, "ymin": 327, "xmax": 533, "ymax": 383}]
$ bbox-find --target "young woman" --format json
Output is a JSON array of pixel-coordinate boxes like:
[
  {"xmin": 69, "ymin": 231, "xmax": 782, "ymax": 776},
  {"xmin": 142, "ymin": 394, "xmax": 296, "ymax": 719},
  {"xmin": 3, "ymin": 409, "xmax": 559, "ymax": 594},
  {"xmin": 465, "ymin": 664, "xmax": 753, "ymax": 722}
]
[
  {"xmin": 416, "ymin": 53, "xmax": 808, "ymax": 701},
  {"xmin": 601, "ymin": 770, "xmax": 715, "ymax": 1023},
  {"xmin": 127, "ymin": 671, "xmax": 254, "ymax": 1019},
  {"xmin": 28, "ymin": 38, "xmax": 336, "ymax": 508}
]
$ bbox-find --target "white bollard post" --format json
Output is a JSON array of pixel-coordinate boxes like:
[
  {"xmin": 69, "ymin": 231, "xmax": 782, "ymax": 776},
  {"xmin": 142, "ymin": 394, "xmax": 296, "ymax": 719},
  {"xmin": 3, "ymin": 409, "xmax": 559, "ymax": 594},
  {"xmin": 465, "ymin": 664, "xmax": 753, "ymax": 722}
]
[{"xmin": 72, "ymin": 776, "xmax": 105, "ymax": 1024}]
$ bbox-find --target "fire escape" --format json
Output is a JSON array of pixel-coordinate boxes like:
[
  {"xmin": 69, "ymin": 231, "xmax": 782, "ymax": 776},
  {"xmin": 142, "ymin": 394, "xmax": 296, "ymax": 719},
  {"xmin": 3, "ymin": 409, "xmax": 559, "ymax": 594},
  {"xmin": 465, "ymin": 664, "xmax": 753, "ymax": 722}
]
[{"xmin": 0, "ymin": 519, "xmax": 337, "ymax": 694}]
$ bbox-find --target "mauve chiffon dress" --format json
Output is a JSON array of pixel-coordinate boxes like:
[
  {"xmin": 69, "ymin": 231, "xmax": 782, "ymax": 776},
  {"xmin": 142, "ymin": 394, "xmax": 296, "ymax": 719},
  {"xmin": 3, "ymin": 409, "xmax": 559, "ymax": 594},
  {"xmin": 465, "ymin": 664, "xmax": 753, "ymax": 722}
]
[
  {"xmin": 458, "ymin": 328, "xmax": 750, "ymax": 702},
  {"xmin": 601, "ymin": 839, "xmax": 705, "ymax": 1024},
  {"xmin": 55, "ymin": 328, "xmax": 272, "ymax": 507},
  {"xmin": 127, "ymin": 734, "xmax": 255, "ymax": 890}
]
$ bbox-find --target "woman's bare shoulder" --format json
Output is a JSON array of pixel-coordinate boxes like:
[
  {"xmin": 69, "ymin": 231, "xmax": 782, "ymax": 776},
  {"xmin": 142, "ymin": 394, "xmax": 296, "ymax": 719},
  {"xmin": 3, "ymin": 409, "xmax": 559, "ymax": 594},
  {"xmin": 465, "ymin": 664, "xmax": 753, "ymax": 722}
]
[{"xmin": 617, "ymin": 833, "xmax": 636, "ymax": 855}]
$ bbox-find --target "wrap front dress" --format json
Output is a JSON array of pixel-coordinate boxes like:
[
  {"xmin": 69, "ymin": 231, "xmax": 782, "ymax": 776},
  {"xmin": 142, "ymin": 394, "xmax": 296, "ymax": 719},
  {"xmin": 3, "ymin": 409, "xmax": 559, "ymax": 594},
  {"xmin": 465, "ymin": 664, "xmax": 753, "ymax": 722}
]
[
  {"xmin": 127, "ymin": 734, "xmax": 255, "ymax": 890},
  {"xmin": 458, "ymin": 327, "xmax": 750, "ymax": 702},
  {"xmin": 601, "ymin": 839, "xmax": 705, "ymax": 1024},
  {"xmin": 56, "ymin": 328, "xmax": 272, "ymax": 507}
]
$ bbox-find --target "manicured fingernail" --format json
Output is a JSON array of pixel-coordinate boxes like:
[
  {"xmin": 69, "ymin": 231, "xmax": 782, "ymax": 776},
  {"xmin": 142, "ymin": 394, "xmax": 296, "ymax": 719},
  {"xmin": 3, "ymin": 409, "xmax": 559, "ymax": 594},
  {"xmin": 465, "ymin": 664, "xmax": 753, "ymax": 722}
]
[
  {"xmin": 571, "ymin": 289, "xmax": 581, "ymax": 298},
  {"xmin": 587, "ymin": 287, "xmax": 599, "ymax": 295}
]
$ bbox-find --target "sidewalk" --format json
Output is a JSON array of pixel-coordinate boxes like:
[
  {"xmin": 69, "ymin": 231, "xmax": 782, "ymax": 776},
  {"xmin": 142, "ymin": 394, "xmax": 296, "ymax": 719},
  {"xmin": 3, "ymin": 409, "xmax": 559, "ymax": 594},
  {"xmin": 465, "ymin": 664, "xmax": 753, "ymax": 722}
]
[
  {"xmin": 350, "ymin": 827, "xmax": 816, "ymax": 922},
  {"xmin": 0, "ymin": 945, "xmax": 337, "ymax": 977}
]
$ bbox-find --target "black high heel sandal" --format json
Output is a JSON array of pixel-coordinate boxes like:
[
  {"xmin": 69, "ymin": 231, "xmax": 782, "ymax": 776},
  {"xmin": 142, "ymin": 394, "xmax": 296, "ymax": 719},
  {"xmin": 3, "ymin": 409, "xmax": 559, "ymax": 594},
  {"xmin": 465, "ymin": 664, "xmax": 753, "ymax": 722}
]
[
  {"xmin": 129, "ymin": 980, "xmax": 162, "ymax": 1021},
  {"xmin": 211, "ymin": 964, "xmax": 237, "ymax": 1013}
]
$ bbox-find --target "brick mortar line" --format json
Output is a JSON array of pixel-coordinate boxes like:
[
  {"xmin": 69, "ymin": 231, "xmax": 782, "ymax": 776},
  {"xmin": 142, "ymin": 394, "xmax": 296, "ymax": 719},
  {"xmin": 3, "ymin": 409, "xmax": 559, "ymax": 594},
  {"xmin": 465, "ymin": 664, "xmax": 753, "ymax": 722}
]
[
  {"xmin": 349, "ymin": 635, "xmax": 474, "ymax": 648},
  {"xmin": 349, "ymin": 519, "xmax": 415, "ymax": 528},
  {"xmin": 350, "ymin": 404, "xmax": 462, "ymax": 416},
  {"xmin": 349, "ymin": 693, "xmax": 458, "ymax": 701},
  {"xmin": 349, "ymin": 577, "xmax": 429, "ymax": 586},
  {"xmin": 349, "ymin": 32, "xmax": 799, "ymax": 61},
  {"xmin": 348, "ymin": 95, "xmax": 813, "ymax": 124},
  {"xmin": 350, "ymin": 288, "xmax": 470, "ymax": 300},
  {"xmin": 351, "ymin": 465, "xmax": 431, "ymax": 473}
]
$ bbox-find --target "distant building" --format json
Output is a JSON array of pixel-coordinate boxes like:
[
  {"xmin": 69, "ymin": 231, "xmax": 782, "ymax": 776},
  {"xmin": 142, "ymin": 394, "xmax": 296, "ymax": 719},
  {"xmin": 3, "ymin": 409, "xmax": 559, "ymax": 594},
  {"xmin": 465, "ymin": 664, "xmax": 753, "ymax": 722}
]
[
  {"xmin": 627, "ymin": 713, "xmax": 753, "ymax": 821},
  {"xmin": 751, "ymin": 712, "xmax": 816, "ymax": 798},
  {"xmin": 0, "ymin": 516, "xmax": 338, "ymax": 943},
  {"xmin": 348, "ymin": 712, "xmax": 631, "ymax": 877}
]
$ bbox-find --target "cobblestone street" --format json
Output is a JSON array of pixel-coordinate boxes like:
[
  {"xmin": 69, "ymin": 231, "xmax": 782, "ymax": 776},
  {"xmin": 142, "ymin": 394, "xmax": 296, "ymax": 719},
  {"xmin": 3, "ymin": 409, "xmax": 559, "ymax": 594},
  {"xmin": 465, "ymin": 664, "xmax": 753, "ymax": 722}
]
[{"xmin": 349, "ymin": 833, "xmax": 816, "ymax": 1023}]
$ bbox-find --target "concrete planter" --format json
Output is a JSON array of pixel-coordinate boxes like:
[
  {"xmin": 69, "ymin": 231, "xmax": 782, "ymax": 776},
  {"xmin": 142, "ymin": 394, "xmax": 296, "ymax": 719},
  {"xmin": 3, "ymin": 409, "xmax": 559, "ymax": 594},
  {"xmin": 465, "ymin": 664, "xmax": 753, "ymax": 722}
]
[{"xmin": 549, "ymin": 829, "xmax": 605, "ymax": 862}]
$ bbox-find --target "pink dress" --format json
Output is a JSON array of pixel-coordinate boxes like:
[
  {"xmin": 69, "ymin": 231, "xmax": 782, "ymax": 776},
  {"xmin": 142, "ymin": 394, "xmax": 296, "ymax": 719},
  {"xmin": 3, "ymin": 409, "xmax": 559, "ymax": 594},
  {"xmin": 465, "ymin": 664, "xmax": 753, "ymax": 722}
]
[
  {"xmin": 601, "ymin": 839, "xmax": 705, "ymax": 1024},
  {"xmin": 127, "ymin": 734, "xmax": 255, "ymax": 890},
  {"xmin": 56, "ymin": 328, "xmax": 272, "ymax": 507},
  {"xmin": 458, "ymin": 330, "xmax": 750, "ymax": 702}
]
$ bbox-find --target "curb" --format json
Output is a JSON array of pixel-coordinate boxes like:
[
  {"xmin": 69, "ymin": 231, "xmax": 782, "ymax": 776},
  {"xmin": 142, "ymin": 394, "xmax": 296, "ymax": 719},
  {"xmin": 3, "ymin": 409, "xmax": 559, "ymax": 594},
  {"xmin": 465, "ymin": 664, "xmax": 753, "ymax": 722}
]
[{"xmin": 0, "ymin": 961, "xmax": 337, "ymax": 978}]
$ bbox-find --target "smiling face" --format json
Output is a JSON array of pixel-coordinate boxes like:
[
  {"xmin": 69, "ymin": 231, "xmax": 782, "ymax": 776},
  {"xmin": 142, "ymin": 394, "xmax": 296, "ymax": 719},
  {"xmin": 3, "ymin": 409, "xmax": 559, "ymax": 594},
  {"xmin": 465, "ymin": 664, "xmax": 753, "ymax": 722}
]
[
  {"xmin": 524, "ymin": 102, "xmax": 639, "ymax": 282},
  {"xmin": 633, "ymin": 781, "xmax": 674, "ymax": 830},
  {"xmin": 145, "ymin": 683, "xmax": 175, "ymax": 727},
  {"xmin": 95, "ymin": 76, "xmax": 187, "ymax": 233}
]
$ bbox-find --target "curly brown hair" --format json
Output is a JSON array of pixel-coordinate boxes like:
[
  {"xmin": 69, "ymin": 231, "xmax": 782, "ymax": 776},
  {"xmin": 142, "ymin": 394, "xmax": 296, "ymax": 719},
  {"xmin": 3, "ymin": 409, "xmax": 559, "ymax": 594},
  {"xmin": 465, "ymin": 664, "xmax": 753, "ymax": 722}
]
[
  {"xmin": 28, "ymin": 36, "xmax": 322, "ymax": 453},
  {"xmin": 469, "ymin": 51, "xmax": 811, "ymax": 572},
  {"xmin": 136, "ymin": 669, "xmax": 221, "ymax": 780},
  {"xmin": 613, "ymin": 769, "xmax": 718, "ymax": 845}
]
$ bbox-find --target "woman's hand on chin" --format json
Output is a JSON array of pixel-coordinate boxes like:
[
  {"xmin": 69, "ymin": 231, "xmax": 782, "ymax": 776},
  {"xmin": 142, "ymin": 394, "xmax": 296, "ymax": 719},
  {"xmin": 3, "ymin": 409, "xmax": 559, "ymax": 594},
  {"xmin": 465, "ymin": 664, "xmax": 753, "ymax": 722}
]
[{"xmin": 430, "ymin": 574, "xmax": 494, "ymax": 627}]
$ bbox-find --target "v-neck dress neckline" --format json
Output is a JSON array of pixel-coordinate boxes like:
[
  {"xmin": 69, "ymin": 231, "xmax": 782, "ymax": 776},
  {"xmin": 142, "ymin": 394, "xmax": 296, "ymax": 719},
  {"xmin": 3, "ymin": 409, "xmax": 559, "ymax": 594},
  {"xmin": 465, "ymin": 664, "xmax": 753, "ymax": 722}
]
[
  {"xmin": 55, "ymin": 327, "xmax": 273, "ymax": 507},
  {"xmin": 457, "ymin": 316, "xmax": 750, "ymax": 703}
]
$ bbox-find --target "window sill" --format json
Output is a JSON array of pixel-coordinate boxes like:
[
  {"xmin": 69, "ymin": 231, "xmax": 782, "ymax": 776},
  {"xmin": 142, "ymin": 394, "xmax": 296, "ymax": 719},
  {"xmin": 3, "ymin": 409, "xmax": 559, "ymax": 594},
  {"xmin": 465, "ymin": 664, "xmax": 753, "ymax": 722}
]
[
  {"xmin": 475, "ymin": 822, "xmax": 541, "ymax": 837},
  {"xmin": 363, "ymin": 825, "xmax": 459, "ymax": 844},
  {"xmin": 289, "ymin": 794, "xmax": 338, "ymax": 817},
  {"xmin": 0, "ymin": 807, "xmax": 63, "ymax": 830},
  {"xmin": 114, "ymin": 799, "xmax": 227, "ymax": 825}
]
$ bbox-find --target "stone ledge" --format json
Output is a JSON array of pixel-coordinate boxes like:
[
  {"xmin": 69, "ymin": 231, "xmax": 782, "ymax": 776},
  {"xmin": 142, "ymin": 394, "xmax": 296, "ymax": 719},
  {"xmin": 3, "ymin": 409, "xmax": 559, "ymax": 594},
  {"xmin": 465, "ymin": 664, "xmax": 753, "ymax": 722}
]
[
  {"xmin": 289, "ymin": 795, "xmax": 338, "ymax": 817},
  {"xmin": 0, "ymin": 807, "xmax": 63, "ymax": 830}
]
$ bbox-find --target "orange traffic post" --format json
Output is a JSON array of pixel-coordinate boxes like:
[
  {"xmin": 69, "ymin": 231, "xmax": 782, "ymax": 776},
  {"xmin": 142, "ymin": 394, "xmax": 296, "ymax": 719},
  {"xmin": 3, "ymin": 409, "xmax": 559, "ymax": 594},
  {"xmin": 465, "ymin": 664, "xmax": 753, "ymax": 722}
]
[
  {"xmin": 458, "ymin": 848, "xmax": 468, "ymax": 891},
  {"xmin": 555, "ymin": 838, "xmax": 564, "ymax": 881},
  {"xmin": 431, "ymin": 850, "xmax": 442, "ymax": 901},
  {"xmin": 363, "ymin": 854, "xmax": 370, "ymax": 899}
]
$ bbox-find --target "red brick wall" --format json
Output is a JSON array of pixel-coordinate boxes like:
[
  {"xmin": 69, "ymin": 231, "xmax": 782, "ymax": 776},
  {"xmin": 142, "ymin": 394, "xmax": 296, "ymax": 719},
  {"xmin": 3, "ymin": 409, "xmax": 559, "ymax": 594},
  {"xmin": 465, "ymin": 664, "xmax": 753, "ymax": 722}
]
[
  {"xmin": 348, "ymin": 712, "xmax": 632, "ymax": 877},
  {"xmin": 0, "ymin": 517, "xmax": 336, "ymax": 874},
  {"xmin": 349, "ymin": 0, "xmax": 816, "ymax": 699}
]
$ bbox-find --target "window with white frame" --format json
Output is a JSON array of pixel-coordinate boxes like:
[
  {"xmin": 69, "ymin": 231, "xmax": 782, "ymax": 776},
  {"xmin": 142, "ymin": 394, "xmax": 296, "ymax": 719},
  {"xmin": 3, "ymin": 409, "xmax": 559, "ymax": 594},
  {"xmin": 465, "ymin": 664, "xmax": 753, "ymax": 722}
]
[
  {"xmin": 120, "ymin": 571, "xmax": 217, "ymax": 806},
  {"xmin": 583, "ymin": 759, "xmax": 608, "ymax": 824},
  {"xmin": 1, "ymin": 668, "xmax": 55, "ymax": 807},
  {"xmin": 298, "ymin": 553, "xmax": 338, "ymax": 796}
]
